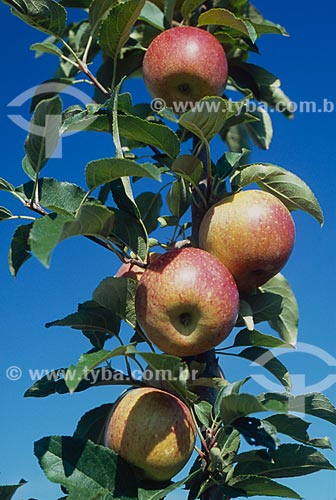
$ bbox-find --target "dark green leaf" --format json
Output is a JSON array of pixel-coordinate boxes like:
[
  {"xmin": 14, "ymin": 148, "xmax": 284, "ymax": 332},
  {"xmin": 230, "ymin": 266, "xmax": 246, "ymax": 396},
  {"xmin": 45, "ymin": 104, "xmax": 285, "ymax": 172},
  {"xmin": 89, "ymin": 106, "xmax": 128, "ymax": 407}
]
[
  {"xmin": 229, "ymin": 474, "xmax": 302, "ymax": 499},
  {"xmin": 220, "ymin": 393, "xmax": 266, "ymax": 424},
  {"xmin": 93, "ymin": 276, "xmax": 138, "ymax": 327},
  {"xmin": 74, "ymin": 403, "xmax": 114, "ymax": 445},
  {"xmin": 89, "ymin": 0, "xmax": 119, "ymax": 36},
  {"xmin": 111, "ymin": 210, "xmax": 148, "ymax": 260},
  {"xmin": 246, "ymin": 107, "xmax": 273, "ymax": 150},
  {"xmin": 181, "ymin": 0, "xmax": 204, "ymax": 20},
  {"xmin": 0, "ymin": 177, "xmax": 15, "ymax": 192},
  {"xmin": 99, "ymin": 0, "xmax": 146, "ymax": 58},
  {"xmin": 167, "ymin": 178, "xmax": 191, "ymax": 218},
  {"xmin": 136, "ymin": 191, "xmax": 162, "ymax": 233},
  {"xmin": 3, "ymin": 0, "xmax": 66, "ymax": 36},
  {"xmin": 194, "ymin": 401, "xmax": 213, "ymax": 427},
  {"xmin": 139, "ymin": 1, "xmax": 164, "ymax": 31},
  {"xmin": 24, "ymin": 96, "xmax": 62, "ymax": 174},
  {"xmin": 238, "ymin": 291, "xmax": 283, "ymax": 325},
  {"xmin": 8, "ymin": 223, "xmax": 33, "ymax": 277},
  {"xmin": 0, "ymin": 206, "xmax": 13, "ymax": 220},
  {"xmin": 0, "ymin": 479, "xmax": 27, "ymax": 500},
  {"xmin": 260, "ymin": 274, "xmax": 299, "ymax": 345},
  {"xmin": 234, "ymin": 444, "xmax": 335, "ymax": 478},
  {"xmin": 231, "ymin": 163, "xmax": 324, "ymax": 225},
  {"xmin": 85, "ymin": 158, "xmax": 161, "ymax": 192},
  {"xmin": 198, "ymin": 8, "xmax": 257, "ymax": 43},
  {"xmin": 233, "ymin": 416, "xmax": 279, "ymax": 450},
  {"xmin": 34, "ymin": 435, "xmax": 138, "ymax": 499},
  {"xmin": 233, "ymin": 329, "xmax": 293, "ymax": 349},
  {"xmin": 138, "ymin": 469, "xmax": 202, "ymax": 500}
]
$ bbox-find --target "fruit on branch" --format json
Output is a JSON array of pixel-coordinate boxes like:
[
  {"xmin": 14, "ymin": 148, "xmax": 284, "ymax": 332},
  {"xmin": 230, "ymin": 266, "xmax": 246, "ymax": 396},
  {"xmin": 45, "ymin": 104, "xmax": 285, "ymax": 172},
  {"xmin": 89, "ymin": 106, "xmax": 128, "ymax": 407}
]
[
  {"xmin": 142, "ymin": 26, "xmax": 228, "ymax": 107},
  {"xmin": 104, "ymin": 387, "xmax": 196, "ymax": 481},
  {"xmin": 199, "ymin": 190, "xmax": 296, "ymax": 293},
  {"xmin": 115, "ymin": 253, "xmax": 160, "ymax": 281},
  {"xmin": 135, "ymin": 247, "xmax": 239, "ymax": 356}
]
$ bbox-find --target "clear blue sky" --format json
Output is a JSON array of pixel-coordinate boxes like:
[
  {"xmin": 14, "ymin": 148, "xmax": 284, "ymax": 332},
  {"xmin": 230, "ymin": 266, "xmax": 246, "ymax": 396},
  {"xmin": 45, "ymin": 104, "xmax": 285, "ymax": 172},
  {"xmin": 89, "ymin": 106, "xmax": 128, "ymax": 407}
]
[{"xmin": 0, "ymin": 1, "xmax": 335, "ymax": 499}]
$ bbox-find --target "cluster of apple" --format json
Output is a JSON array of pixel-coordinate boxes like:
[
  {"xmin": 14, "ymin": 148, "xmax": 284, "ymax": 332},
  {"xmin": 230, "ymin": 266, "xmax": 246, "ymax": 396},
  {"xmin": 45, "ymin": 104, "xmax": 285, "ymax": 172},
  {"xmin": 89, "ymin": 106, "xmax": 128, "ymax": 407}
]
[{"xmin": 103, "ymin": 27, "xmax": 296, "ymax": 483}]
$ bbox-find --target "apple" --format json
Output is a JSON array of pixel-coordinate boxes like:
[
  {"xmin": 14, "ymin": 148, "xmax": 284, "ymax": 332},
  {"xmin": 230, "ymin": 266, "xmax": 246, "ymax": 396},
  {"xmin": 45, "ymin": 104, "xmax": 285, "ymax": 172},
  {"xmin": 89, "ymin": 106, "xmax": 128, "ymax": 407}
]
[
  {"xmin": 115, "ymin": 253, "xmax": 160, "ymax": 281},
  {"xmin": 199, "ymin": 190, "xmax": 296, "ymax": 293},
  {"xmin": 135, "ymin": 247, "xmax": 239, "ymax": 357},
  {"xmin": 142, "ymin": 27, "xmax": 228, "ymax": 107},
  {"xmin": 104, "ymin": 387, "xmax": 196, "ymax": 481}
]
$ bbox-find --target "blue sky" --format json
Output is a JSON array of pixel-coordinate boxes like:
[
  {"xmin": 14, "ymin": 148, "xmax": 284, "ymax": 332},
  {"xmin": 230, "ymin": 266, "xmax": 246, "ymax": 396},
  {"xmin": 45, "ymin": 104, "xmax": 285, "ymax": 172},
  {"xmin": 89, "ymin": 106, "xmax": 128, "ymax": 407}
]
[{"xmin": 0, "ymin": 1, "xmax": 335, "ymax": 499}]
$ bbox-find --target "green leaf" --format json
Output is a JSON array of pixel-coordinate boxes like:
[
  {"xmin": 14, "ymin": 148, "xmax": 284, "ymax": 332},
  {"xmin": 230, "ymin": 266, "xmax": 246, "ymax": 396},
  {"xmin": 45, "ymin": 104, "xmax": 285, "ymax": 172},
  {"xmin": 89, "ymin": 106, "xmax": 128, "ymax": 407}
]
[
  {"xmin": 167, "ymin": 178, "xmax": 191, "ymax": 219},
  {"xmin": 22, "ymin": 154, "xmax": 36, "ymax": 180},
  {"xmin": 74, "ymin": 403, "xmax": 114, "ymax": 445},
  {"xmin": 0, "ymin": 480, "xmax": 27, "ymax": 500},
  {"xmin": 99, "ymin": 0, "xmax": 146, "ymax": 59},
  {"xmin": 24, "ymin": 96, "xmax": 62, "ymax": 174},
  {"xmin": 46, "ymin": 300, "xmax": 121, "ymax": 338},
  {"xmin": 34, "ymin": 435, "xmax": 138, "ymax": 499},
  {"xmin": 85, "ymin": 158, "xmax": 161, "ymax": 192},
  {"xmin": 238, "ymin": 291, "xmax": 283, "ymax": 325},
  {"xmin": 198, "ymin": 8, "xmax": 257, "ymax": 43},
  {"xmin": 93, "ymin": 276, "xmax": 138, "ymax": 327},
  {"xmin": 118, "ymin": 114, "xmax": 180, "ymax": 158},
  {"xmin": 235, "ymin": 346, "xmax": 292, "ymax": 391},
  {"xmin": 139, "ymin": 1, "xmax": 164, "ymax": 31},
  {"xmin": 0, "ymin": 206, "xmax": 13, "ymax": 220},
  {"xmin": 181, "ymin": 0, "xmax": 204, "ymax": 20},
  {"xmin": 220, "ymin": 393, "xmax": 266, "ymax": 424},
  {"xmin": 246, "ymin": 107, "xmax": 273, "ymax": 150},
  {"xmin": 259, "ymin": 392, "xmax": 336, "ymax": 426},
  {"xmin": 229, "ymin": 474, "xmax": 302, "ymax": 499},
  {"xmin": 3, "ymin": 0, "xmax": 66, "ymax": 36},
  {"xmin": 30, "ymin": 41, "xmax": 62, "ymax": 57},
  {"xmin": 89, "ymin": 0, "xmax": 119, "ymax": 36},
  {"xmin": 179, "ymin": 97, "xmax": 231, "ymax": 143},
  {"xmin": 16, "ymin": 178, "xmax": 87, "ymax": 215},
  {"xmin": 111, "ymin": 210, "xmax": 148, "ymax": 260},
  {"xmin": 29, "ymin": 206, "xmax": 115, "ymax": 267},
  {"xmin": 0, "ymin": 177, "xmax": 15, "ymax": 192},
  {"xmin": 231, "ymin": 163, "xmax": 324, "ymax": 225},
  {"xmin": 136, "ymin": 191, "xmax": 162, "ymax": 234},
  {"xmin": 65, "ymin": 345, "xmax": 132, "ymax": 392},
  {"xmin": 232, "ymin": 416, "xmax": 279, "ymax": 450},
  {"xmin": 234, "ymin": 444, "xmax": 335, "ymax": 478},
  {"xmin": 252, "ymin": 19, "xmax": 289, "ymax": 37},
  {"xmin": 238, "ymin": 300, "xmax": 254, "ymax": 331},
  {"xmin": 265, "ymin": 414, "xmax": 332, "ymax": 449},
  {"xmin": 172, "ymin": 155, "xmax": 203, "ymax": 185},
  {"xmin": 260, "ymin": 274, "xmax": 299, "ymax": 345},
  {"xmin": 194, "ymin": 401, "xmax": 213, "ymax": 427},
  {"xmin": 8, "ymin": 223, "xmax": 33, "ymax": 277},
  {"xmin": 138, "ymin": 469, "xmax": 202, "ymax": 500},
  {"xmin": 110, "ymin": 178, "xmax": 140, "ymax": 218},
  {"xmin": 233, "ymin": 329, "xmax": 293, "ymax": 349}
]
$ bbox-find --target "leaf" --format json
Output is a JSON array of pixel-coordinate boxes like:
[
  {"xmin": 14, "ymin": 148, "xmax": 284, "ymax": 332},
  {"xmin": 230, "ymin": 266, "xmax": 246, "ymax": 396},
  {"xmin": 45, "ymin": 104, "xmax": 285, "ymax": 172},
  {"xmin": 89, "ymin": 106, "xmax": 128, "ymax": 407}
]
[
  {"xmin": 0, "ymin": 206, "xmax": 13, "ymax": 220},
  {"xmin": 231, "ymin": 163, "xmax": 324, "ymax": 225},
  {"xmin": 238, "ymin": 291, "xmax": 283, "ymax": 325},
  {"xmin": 34, "ymin": 435, "xmax": 138, "ymax": 499},
  {"xmin": 85, "ymin": 158, "xmax": 161, "ymax": 192},
  {"xmin": 0, "ymin": 480, "xmax": 27, "ymax": 500},
  {"xmin": 136, "ymin": 191, "xmax": 162, "ymax": 234},
  {"xmin": 167, "ymin": 178, "xmax": 191, "ymax": 218},
  {"xmin": 198, "ymin": 8, "xmax": 257, "ymax": 43},
  {"xmin": 234, "ymin": 444, "xmax": 335, "ymax": 478},
  {"xmin": 179, "ymin": 97, "xmax": 231, "ymax": 143},
  {"xmin": 24, "ymin": 96, "xmax": 62, "ymax": 174},
  {"xmin": 89, "ymin": 0, "xmax": 119, "ymax": 36},
  {"xmin": 3, "ymin": 0, "xmax": 66, "ymax": 36},
  {"xmin": 235, "ymin": 346, "xmax": 292, "ymax": 391},
  {"xmin": 0, "ymin": 177, "xmax": 15, "ymax": 192},
  {"xmin": 260, "ymin": 274, "xmax": 299, "ymax": 345},
  {"xmin": 139, "ymin": 1, "xmax": 164, "ymax": 31},
  {"xmin": 229, "ymin": 475, "xmax": 302, "ymax": 499},
  {"xmin": 118, "ymin": 114, "xmax": 180, "ymax": 158},
  {"xmin": 138, "ymin": 469, "xmax": 202, "ymax": 500},
  {"xmin": 93, "ymin": 276, "xmax": 138, "ymax": 327},
  {"xmin": 233, "ymin": 329, "xmax": 293, "ymax": 349},
  {"xmin": 46, "ymin": 300, "xmax": 121, "ymax": 338},
  {"xmin": 259, "ymin": 392, "xmax": 336, "ymax": 426},
  {"xmin": 29, "ymin": 206, "xmax": 115, "ymax": 267},
  {"xmin": 181, "ymin": 0, "xmax": 204, "ymax": 20},
  {"xmin": 65, "ymin": 345, "xmax": 132, "ymax": 392},
  {"xmin": 30, "ymin": 41, "xmax": 62, "ymax": 57},
  {"xmin": 238, "ymin": 300, "xmax": 254, "ymax": 331},
  {"xmin": 252, "ymin": 19, "xmax": 289, "ymax": 37},
  {"xmin": 265, "ymin": 414, "xmax": 332, "ymax": 449},
  {"xmin": 74, "ymin": 404, "xmax": 114, "ymax": 444},
  {"xmin": 16, "ymin": 178, "xmax": 87, "ymax": 215},
  {"xmin": 246, "ymin": 107, "xmax": 273, "ymax": 150},
  {"xmin": 111, "ymin": 210, "xmax": 148, "ymax": 260},
  {"xmin": 8, "ymin": 223, "xmax": 33, "ymax": 277},
  {"xmin": 232, "ymin": 416, "xmax": 279, "ymax": 450},
  {"xmin": 194, "ymin": 401, "xmax": 213, "ymax": 427},
  {"xmin": 220, "ymin": 393, "xmax": 266, "ymax": 425},
  {"xmin": 99, "ymin": 0, "xmax": 146, "ymax": 59}
]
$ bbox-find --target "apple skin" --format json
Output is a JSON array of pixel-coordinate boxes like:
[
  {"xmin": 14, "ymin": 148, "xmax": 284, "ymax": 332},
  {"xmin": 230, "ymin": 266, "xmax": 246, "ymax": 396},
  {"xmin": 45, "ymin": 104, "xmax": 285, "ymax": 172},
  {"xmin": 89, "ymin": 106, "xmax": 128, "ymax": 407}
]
[
  {"xmin": 199, "ymin": 190, "xmax": 296, "ymax": 294},
  {"xmin": 104, "ymin": 387, "xmax": 196, "ymax": 482},
  {"xmin": 135, "ymin": 247, "xmax": 239, "ymax": 357},
  {"xmin": 115, "ymin": 253, "xmax": 160, "ymax": 281},
  {"xmin": 142, "ymin": 27, "xmax": 228, "ymax": 107}
]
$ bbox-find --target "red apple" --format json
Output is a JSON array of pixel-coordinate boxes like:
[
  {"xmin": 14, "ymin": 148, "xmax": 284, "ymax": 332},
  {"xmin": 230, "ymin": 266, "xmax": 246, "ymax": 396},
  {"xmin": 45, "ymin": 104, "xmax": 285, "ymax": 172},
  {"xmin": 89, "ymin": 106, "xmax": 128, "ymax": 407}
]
[
  {"xmin": 104, "ymin": 387, "xmax": 196, "ymax": 481},
  {"xmin": 199, "ymin": 190, "xmax": 296, "ymax": 293},
  {"xmin": 135, "ymin": 247, "xmax": 239, "ymax": 356},
  {"xmin": 142, "ymin": 27, "xmax": 228, "ymax": 107}
]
